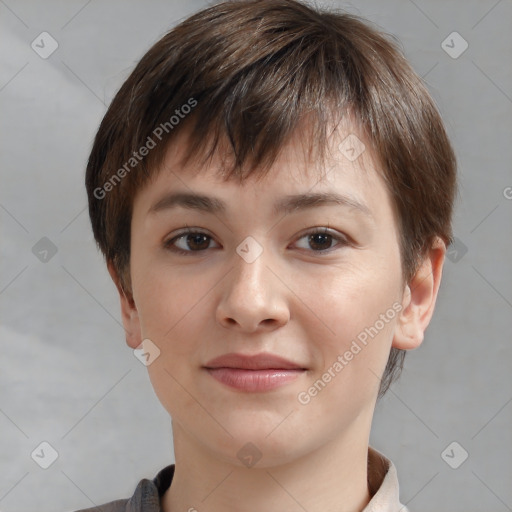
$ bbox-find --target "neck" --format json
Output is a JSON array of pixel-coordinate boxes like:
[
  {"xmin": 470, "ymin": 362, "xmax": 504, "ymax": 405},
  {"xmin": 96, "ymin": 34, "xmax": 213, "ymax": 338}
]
[{"xmin": 162, "ymin": 421, "xmax": 372, "ymax": 512}]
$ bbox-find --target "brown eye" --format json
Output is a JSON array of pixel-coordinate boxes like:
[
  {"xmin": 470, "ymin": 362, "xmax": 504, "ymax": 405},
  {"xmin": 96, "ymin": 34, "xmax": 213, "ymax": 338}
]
[
  {"xmin": 294, "ymin": 228, "xmax": 348, "ymax": 253},
  {"xmin": 164, "ymin": 230, "xmax": 218, "ymax": 255},
  {"xmin": 183, "ymin": 233, "xmax": 211, "ymax": 251},
  {"xmin": 308, "ymin": 233, "xmax": 334, "ymax": 251}
]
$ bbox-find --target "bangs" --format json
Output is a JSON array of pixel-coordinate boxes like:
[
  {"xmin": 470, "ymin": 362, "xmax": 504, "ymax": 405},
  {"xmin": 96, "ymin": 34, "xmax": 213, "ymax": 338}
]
[{"xmin": 130, "ymin": 9, "xmax": 371, "ymax": 188}]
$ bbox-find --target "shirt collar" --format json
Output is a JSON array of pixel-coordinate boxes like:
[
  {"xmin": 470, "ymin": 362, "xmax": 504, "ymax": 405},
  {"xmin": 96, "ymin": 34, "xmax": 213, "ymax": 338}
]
[{"xmin": 364, "ymin": 447, "xmax": 409, "ymax": 512}]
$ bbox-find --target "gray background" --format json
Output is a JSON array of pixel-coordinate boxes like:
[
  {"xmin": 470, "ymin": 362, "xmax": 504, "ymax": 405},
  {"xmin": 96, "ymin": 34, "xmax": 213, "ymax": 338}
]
[{"xmin": 1, "ymin": 0, "xmax": 511, "ymax": 511}]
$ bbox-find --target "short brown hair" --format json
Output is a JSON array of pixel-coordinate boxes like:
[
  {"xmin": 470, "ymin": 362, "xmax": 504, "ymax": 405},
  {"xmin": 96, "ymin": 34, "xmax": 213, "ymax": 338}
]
[{"xmin": 85, "ymin": 0, "xmax": 456, "ymax": 397}]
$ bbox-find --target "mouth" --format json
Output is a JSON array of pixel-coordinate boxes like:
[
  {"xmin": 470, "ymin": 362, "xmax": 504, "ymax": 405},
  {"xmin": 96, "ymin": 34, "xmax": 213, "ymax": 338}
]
[{"xmin": 203, "ymin": 353, "xmax": 307, "ymax": 392}]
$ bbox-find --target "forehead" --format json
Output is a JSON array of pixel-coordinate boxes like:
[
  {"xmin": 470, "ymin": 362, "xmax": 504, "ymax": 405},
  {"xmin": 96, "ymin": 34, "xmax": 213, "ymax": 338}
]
[{"xmin": 133, "ymin": 119, "xmax": 391, "ymax": 223}]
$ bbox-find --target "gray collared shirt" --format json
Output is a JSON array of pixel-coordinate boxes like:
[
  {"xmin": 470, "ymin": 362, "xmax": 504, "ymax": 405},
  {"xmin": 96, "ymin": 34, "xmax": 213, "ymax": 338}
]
[{"xmin": 74, "ymin": 447, "xmax": 408, "ymax": 512}]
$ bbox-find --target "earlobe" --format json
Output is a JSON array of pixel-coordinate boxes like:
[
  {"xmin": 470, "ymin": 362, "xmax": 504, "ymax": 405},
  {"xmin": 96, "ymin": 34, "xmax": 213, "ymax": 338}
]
[
  {"xmin": 392, "ymin": 238, "xmax": 446, "ymax": 351},
  {"xmin": 107, "ymin": 261, "xmax": 142, "ymax": 349}
]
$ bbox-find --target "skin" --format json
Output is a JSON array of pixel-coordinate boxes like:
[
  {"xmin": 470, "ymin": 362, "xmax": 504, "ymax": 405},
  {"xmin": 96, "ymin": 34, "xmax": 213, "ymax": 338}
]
[{"xmin": 109, "ymin": 122, "xmax": 446, "ymax": 512}]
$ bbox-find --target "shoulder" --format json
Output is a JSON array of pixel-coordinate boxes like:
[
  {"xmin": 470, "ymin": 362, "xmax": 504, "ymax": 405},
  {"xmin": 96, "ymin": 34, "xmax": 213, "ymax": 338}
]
[
  {"xmin": 73, "ymin": 498, "xmax": 128, "ymax": 512},
  {"xmin": 70, "ymin": 465, "xmax": 175, "ymax": 512}
]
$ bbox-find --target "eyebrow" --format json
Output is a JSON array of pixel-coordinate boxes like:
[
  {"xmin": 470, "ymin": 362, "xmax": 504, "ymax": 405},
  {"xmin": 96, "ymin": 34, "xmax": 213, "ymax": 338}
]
[{"xmin": 148, "ymin": 191, "xmax": 373, "ymax": 218}]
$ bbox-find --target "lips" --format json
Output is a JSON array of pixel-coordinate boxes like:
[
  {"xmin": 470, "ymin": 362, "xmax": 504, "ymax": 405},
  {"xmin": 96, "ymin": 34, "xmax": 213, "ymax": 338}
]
[
  {"xmin": 203, "ymin": 352, "xmax": 306, "ymax": 371},
  {"xmin": 203, "ymin": 353, "xmax": 307, "ymax": 392}
]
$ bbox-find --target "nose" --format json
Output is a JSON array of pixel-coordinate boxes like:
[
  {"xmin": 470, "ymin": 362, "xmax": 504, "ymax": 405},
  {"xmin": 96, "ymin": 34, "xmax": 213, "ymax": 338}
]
[{"xmin": 216, "ymin": 247, "xmax": 290, "ymax": 333}]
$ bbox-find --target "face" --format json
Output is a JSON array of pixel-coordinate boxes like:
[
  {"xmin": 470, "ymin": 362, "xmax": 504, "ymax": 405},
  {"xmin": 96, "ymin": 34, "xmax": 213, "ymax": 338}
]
[{"xmin": 119, "ymin": 123, "xmax": 414, "ymax": 467}]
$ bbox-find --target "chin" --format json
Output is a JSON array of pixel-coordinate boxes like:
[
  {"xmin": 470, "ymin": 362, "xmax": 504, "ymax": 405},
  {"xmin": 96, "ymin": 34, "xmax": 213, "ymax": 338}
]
[{"xmin": 209, "ymin": 421, "xmax": 305, "ymax": 466}]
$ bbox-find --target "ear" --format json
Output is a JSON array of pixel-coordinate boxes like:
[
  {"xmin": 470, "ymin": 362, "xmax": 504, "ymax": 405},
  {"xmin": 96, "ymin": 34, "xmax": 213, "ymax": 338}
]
[
  {"xmin": 107, "ymin": 261, "xmax": 142, "ymax": 349},
  {"xmin": 392, "ymin": 237, "xmax": 446, "ymax": 350}
]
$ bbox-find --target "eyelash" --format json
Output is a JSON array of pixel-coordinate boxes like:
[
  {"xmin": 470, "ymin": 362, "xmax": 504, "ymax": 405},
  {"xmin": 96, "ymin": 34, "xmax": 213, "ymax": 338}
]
[{"xmin": 163, "ymin": 227, "xmax": 350, "ymax": 256}]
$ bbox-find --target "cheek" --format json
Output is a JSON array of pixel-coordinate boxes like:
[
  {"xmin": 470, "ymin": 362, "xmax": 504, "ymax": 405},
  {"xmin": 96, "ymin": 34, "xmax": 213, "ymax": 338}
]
[
  {"xmin": 293, "ymin": 252, "xmax": 402, "ymax": 367},
  {"xmin": 135, "ymin": 263, "xmax": 213, "ymax": 417},
  {"xmin": 132, "ymin": 256, "xmax": 209, "ymax": 357}
]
